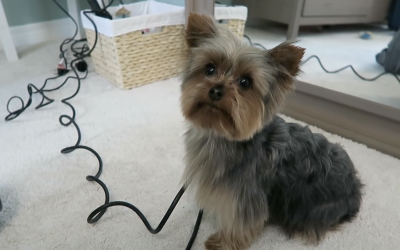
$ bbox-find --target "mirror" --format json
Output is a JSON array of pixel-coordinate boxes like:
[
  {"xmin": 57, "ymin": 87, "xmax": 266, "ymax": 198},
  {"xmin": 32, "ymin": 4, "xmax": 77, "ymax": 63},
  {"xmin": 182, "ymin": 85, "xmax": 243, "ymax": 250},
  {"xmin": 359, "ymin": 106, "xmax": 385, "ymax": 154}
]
[{"xmin": 234, "ymin": 0, "xmax": 400, "ymax": 110}]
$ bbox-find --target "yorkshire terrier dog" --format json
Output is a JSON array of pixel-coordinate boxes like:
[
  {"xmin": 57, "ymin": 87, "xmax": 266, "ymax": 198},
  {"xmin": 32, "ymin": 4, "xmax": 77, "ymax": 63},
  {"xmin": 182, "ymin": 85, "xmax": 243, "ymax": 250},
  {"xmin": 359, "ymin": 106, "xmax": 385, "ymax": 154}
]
[{"xmin": 180, "ymin": 13, "xmax": 363, "ymax": 250}]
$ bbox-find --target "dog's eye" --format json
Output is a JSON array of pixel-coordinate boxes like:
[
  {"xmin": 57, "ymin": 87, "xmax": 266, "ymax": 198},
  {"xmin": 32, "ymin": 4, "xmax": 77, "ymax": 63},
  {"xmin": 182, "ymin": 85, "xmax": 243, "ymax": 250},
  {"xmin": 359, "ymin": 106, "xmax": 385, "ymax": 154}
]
[
  {"xmin": 239, "ymin": 77, "xmax": 252, "ymax": 89},
  {"xmin": 205, "ymin": 64, "xmax": 216, "ymax": 76}
]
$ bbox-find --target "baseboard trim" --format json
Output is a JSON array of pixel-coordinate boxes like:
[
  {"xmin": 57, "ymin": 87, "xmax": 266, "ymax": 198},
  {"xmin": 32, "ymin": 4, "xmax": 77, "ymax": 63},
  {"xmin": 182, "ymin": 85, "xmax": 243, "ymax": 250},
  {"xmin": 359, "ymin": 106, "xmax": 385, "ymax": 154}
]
[
  {"xmin": 282, "ymin": 81, "xmax": 400, "ymax": 159},
  {"xmin": 0, "ymin": 18, "xmax": 73, "ymax": 50}
]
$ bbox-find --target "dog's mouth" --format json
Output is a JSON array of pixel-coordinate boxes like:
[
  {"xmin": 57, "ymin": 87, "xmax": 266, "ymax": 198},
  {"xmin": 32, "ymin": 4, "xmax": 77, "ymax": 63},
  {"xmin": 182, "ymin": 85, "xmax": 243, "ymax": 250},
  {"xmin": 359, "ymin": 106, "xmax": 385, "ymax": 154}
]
[
  {"xmin": 195, "ymin": 102, "xmax": 227, "ymax": 115},
  {"xmin": 185, "ymin": 101, "xmax": 237, "ymax": 138},
  {"xmin": 199, "ymin": 102, "xmax": 219, "ymax": 111},
  {"xmin": 188, "ymin": 102, "xmax": 224, "ymax": 119},
  {"xmin": 193, "ymin": 102, "xmax": 234, "ymax": 124}
]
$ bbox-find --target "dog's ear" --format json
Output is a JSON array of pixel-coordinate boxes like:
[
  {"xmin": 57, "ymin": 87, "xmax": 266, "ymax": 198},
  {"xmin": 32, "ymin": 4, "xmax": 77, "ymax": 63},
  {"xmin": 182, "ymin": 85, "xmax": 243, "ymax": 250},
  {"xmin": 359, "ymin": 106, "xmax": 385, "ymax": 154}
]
[
  {"xmin": 185, "ymin": 12, "xmax": 218, "ymax": 47},
  {"xmin": 267, "ymin": 42, "xmax": 305, "ymax": 91},
  {"xmin": 269, "ymin": 42, "xmax": 305, "ymax": 77}
]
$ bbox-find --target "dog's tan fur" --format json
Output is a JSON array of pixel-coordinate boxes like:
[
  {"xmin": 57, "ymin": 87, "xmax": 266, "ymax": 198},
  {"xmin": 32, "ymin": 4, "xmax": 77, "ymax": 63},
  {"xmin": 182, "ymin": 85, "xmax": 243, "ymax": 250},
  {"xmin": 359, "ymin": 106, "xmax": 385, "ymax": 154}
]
[
  {"xmin": 180, "ymin": 13, "xmax": 307, "ymax": 250},
  {"xmin": 181, "ymin": 13, "xmax": 304, "ymax": 142}
]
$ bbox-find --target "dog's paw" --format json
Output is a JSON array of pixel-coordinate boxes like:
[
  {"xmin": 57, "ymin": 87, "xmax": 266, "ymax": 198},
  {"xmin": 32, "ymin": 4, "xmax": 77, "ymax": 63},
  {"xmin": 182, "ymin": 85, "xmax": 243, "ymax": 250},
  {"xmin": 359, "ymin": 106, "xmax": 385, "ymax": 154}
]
[{"xmin": 205, "ymin": 233, "xmax": 223, "ymax": 250}]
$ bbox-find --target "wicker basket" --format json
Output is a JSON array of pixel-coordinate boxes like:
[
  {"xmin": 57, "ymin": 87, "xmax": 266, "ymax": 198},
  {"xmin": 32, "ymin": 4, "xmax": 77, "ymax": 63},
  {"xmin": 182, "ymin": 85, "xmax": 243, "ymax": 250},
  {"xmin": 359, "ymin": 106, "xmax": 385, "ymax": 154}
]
[{"xmin": 82, "ymin": 2, "xmax": 247, "ymax": 90}]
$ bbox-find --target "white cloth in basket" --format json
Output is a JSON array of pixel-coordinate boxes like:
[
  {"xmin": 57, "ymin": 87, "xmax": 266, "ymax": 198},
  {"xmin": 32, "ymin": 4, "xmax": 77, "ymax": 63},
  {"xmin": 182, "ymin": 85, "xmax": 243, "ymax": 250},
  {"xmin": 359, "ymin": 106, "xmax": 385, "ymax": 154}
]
[{"xmin": 80, "ymin": 0, "xmax": 248, "ymax": 38}]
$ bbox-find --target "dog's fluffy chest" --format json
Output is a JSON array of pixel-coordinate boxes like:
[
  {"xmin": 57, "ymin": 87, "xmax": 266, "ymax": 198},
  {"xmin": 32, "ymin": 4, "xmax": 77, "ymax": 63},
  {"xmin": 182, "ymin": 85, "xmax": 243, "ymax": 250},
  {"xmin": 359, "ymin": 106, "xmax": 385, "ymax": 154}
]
[
  {"xmin": 181, "ymin": 127, "xmax": 238, "ymax": 187},
  {"xmin": 181, "ymin": 127, "xmax": 240, "ymax": 220},
  {"xmin": 180, "ymin": 126, "xmax": 271, "ymax": 225}
]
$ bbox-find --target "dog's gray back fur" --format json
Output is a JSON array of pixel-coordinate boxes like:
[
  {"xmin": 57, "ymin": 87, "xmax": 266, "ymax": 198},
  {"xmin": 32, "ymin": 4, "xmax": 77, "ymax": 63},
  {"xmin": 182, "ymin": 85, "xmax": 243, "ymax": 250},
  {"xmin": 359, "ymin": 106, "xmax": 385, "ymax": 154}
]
[{"xmin": 182, "ymin": 115, "xmax": 363, "ymax": 237}]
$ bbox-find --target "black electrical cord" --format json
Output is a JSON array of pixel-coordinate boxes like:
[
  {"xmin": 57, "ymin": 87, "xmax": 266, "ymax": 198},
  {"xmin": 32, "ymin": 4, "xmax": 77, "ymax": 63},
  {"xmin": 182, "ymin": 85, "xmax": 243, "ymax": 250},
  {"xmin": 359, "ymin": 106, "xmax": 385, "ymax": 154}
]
[
  {"xmin": 4, "ymin": 1, "xmax": 203, "ymax": 249},
  {"xmin": 301, "ymin": 55, "xmax": 400, "ymax": 83},
  {"xmin": 243, "ymin": 34, "xmax": 400, "ymax": 84},
  {"xmin": 71, "ymin": 39, "xmax": 90, "ymax": 57}
]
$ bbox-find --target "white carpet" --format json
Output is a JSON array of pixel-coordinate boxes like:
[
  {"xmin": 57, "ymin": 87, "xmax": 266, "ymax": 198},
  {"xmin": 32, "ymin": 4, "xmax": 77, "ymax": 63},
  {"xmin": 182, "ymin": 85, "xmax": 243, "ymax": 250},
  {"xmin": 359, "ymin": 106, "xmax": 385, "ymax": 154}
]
[{"xmin": 1, "ymin": 42, "xmax": 400, "ymax": 250}]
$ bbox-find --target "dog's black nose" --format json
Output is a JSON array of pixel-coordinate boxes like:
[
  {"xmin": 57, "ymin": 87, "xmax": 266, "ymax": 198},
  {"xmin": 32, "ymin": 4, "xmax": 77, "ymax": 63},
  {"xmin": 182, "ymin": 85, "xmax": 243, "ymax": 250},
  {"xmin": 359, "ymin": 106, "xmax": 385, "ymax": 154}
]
[{"xmin": 209, "ymin": 85, "xmax": 224, "ymax": 101}]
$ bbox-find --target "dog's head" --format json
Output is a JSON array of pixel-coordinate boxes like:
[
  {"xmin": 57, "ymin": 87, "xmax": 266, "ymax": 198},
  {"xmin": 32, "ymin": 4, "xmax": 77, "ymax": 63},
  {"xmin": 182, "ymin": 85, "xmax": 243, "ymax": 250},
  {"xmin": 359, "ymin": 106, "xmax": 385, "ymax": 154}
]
[{"xmin": 180, "ymin": 13, "xmax": 304, "ymax": 141}]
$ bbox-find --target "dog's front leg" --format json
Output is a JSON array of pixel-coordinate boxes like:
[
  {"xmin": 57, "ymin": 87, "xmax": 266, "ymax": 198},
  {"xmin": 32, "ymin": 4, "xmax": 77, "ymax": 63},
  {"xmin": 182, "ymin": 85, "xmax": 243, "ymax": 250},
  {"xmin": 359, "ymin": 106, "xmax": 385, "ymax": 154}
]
[{"xmin": 205, "ymin": 219, "xmax": 264, "ymax": 250}]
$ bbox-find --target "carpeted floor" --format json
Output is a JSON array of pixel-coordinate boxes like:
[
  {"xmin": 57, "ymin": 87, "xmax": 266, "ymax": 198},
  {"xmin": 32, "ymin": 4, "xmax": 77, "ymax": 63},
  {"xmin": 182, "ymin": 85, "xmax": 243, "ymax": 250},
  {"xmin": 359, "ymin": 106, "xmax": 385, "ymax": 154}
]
[{"xmin": 1, "ymin": 42, "xmax": 400, "ymax": 250}]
